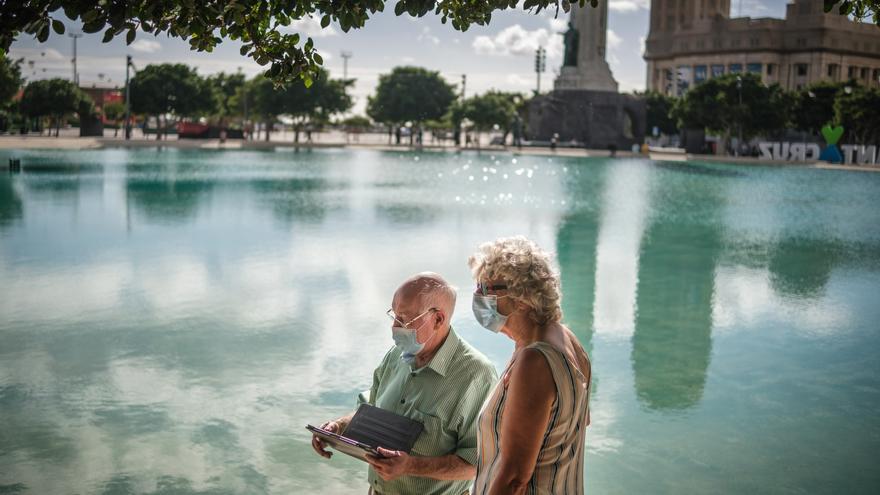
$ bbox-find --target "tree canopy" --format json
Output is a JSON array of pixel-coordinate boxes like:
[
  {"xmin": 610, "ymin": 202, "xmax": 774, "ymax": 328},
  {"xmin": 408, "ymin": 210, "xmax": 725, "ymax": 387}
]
[
  {"xmin": 130, "ymin": 63, "xmax": 217, "ymax": 119},
  {"xmin": 367, "ymin": 66, "xmax": 456, "ymax": 126},
  {"xmin": 0, "ymin": 55, "xmax": 23, "ymax": 110},
  {"xmin": 238, "ymin": 68, "xmax": 351, "ymax": 140},
  {"xmin": 19, "ymin": 77, "xmax": 92, "ymax": 135},
  {"xmin": 640, "ymin": 91, "xmax": 677, "ymax": 136},
  {"xmin": 671, "ymin": 73, "xmax": 792, "ymax": 140},
  {"xmin": 0, "ymin": 1, "xmax": 612, "ymax": 86},
  {"xmin": 834, "ymin": 85, "xmax": 880, "ymax": 143},
  {"xmin": 451, "ymin": 91, "xmax": 519, "ymax": 132}
]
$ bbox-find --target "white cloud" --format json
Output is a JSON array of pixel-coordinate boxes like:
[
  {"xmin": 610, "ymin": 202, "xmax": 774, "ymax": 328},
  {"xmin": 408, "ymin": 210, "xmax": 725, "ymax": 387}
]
[
  {"xmin": 607, "ymin": 30, "xmax": 622, "ymax": 50},
  {"xmin": 609, "ymin": 0, "xmax": 650, "ymax": 12},
  {"xmin": 285, "ymin": 16, "xmax": 338, "ymax": 37},
  {"xmin": 418, "ymin": 26, "xmax": 440, "ymax": 45},
  {"xmin": 131, "ymin": 39, "xmax": 162, "ymax": 53},
  {"xmin": 472, "ymin": 23, "xmax": 563, "ymax": 59},
  {"xmin": 548, "ymin": 16, "xmax": 568, "ymax": 32},
  {"xmin": 638, "ymin": 36, "xmax": 646, "ymax": 55},
  {"xmin": 505, "ymin": 73, "xmax": 533, "ymax": 87}
]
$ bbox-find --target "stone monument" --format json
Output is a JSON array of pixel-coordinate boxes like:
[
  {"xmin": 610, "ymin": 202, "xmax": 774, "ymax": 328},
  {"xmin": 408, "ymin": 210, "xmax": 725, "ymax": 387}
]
[
  {"xmin": 554, "ymin": 3, "xmax": 618, "ymax": 92},
  {"xmin": 527, "ymin": 1, "xmax": 644, "ymax": 150}
]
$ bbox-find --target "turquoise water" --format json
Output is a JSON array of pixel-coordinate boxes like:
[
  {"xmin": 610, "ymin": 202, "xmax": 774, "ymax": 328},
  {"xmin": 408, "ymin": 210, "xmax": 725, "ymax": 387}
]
[{"xmin": 1, "ymin": 148, "xmax": 878, "ymax": 494}]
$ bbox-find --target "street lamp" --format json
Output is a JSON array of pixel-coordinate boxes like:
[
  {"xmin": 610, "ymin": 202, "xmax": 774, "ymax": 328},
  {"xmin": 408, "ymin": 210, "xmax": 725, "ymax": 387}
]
[
  {"xmin": 736, "ymin": 75, "xmax": 743, "ymax": 157},
  {"xmin": 68, "ymin": 32, "xmax": 83, "ymax": 85}
]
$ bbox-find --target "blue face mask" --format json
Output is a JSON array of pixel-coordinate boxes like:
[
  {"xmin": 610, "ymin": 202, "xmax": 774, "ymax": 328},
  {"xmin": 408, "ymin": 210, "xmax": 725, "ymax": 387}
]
[
  {"xmin": 472, "ymin": 294, "xmax": 509, "ymax": 333},
  {"xmin": 392, "ymin": 318, "xmax": 432, "ymax": 365}
]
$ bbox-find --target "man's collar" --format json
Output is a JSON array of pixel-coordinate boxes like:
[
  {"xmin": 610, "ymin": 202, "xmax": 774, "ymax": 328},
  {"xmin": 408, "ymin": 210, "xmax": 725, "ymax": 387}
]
[{"xmin": 423, "ymin": 326, "xmax": 459, "ymax": 377}]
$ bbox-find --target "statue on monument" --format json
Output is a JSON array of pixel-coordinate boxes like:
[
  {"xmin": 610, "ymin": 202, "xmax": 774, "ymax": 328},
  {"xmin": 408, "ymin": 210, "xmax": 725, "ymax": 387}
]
[{"xmin": 562, "ymin": 22, "xmax": 579, "ymax": 67}]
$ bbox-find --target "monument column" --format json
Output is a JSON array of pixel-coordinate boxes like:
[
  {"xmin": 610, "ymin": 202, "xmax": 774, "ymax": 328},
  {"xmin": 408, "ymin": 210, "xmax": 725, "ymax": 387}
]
[{"xmin": 554, "ymin": 1, "xmax": 619, "ymax": 92}]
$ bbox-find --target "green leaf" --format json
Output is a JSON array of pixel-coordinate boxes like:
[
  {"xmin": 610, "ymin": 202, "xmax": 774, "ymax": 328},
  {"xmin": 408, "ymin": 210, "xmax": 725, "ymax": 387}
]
[
  {"xmin": 126, "ymin": 28, "xmax": 136, "ymax": 45},
  {"xmin": 82, "ymin": 10, "xmax": 100, "ymax": 23},
  {"xmin": 394, "ymin": 1, "xmax": 406, "ymax": 16},
  {"xmin": 82, "ymin": 21, "xmax": 104, "ymax": 33},
  {"xmin": 313, "ymin": 53, "xmax": 323, "ymax": 65},
  {"xmin": 37, "ymin": 24, "xmax": 50, "ymax": 43},
  {"xmin": 240, "ymin": 43, "xmax": 251, "ymax": 55},
  {"xmin": 102, "ymin": 28, "xmax": 114, "ymax": 43},
  {"xmin": 52, "ymin": 19, "xmax": 65, "ymax": 35},
  {"xmin": 321, "ymin": 14, "xmax": 331, "ymax": 28}
]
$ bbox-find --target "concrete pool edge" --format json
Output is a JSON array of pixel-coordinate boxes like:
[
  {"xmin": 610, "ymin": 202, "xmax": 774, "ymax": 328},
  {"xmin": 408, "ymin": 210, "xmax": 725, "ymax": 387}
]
[{"xmin": 1, "ymin": 136, "xmax": 878, "ymax": 173}]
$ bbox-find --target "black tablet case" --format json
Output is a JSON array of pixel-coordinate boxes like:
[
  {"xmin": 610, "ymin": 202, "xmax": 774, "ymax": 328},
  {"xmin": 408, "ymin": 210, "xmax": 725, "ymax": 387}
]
[{"xmin": 343, "ymin": 403, "xmax": 424, "ymax": 453}]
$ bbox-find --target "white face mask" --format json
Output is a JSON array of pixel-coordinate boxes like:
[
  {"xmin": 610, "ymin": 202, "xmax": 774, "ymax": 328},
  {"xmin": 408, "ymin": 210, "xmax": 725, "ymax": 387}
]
[
  {"xmin": 389, "ymin": 308, "xmax": 436, "ymax": 364},
  {"xmin": 472, "ymin": 294, "xmax": 509, "ymax": 333}
]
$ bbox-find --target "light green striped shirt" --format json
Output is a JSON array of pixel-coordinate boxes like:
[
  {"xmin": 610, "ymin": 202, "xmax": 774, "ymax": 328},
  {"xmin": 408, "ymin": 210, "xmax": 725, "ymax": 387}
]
[{"xmin": 363, "ymin": 327, "xmax": 498, "ymax": 495}]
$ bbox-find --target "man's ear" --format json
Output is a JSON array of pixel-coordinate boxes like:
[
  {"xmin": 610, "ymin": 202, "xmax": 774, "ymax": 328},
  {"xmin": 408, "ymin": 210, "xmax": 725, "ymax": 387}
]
[{"xmin": 435, "ymin": 310, "xmax": 446, "ymax": 327}]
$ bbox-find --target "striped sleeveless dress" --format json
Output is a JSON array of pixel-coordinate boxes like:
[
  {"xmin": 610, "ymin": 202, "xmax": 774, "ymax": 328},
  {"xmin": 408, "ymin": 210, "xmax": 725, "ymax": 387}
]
[{"xmin": 472, "ymin": 341, "xmax": 590, "ymax": 495}]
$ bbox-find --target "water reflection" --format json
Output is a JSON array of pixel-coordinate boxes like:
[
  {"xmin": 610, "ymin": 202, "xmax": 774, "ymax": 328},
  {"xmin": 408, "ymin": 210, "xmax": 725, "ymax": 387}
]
[
  {"xmin": 126, "ymin": 178, "xmax": 213, "ymax": 225},
  {"xmin": 768, "ymin": 237, "xmax": 841, "ymax": 299},
  {"xmin": 1, "ymin": 149, "xmax": 879, "ymax": 494},
  {"xmin": 631, "ymin": 168, "xmax": 724, "ymax": 411},
  {"xmin": 249, "ymin": 177, "xmax": 336, "ymax": 225},
  {"xmin": 593, "ymin": 162, "xmax": 653, "ymax": 338},
  {"xmin": 0, "ymin": 177, "xmax": 23, "ymax": 228}
]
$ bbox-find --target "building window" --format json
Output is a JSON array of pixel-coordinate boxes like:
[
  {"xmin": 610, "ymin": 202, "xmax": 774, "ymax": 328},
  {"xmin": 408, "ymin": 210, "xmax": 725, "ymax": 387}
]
[
  {"xmin": 747, "ymin": 63, "xmax": 762, "ymax": 74},
  {"xmin": 729, "ymin": 63, "xmax": 743, "ymax": 73},
  {"xmin": 750, "ymin": 38, "xmax": 760, "ymax": 47},
  {"xmin": 848, "ymin": 66, "xmax": 856, "ymax": 78},
  {"xmin": 827, "ymin": 64, "xmax": 838, "ymax": 77},
  {"xmin": 711, "ymin": 64, "xmax": 725, "ymax": 77},
  {"xmin": 732, "ymin": 38, "xmax": 741, "ymax": 47},
  {"xmin": 676, "ymin": 66, "xmax": 692, "ymax": 96},
  {"xmin": 795, "ymin": 64, "xmax": 809, "ymax": 77},
  {"xmin": 713, "ymin": 38, "xmax": 723, "ymax": 48},
  {"xmin": 695, "ymin": 65, "xmax": 708, "ymax": 83},
  {"xmin": 861, "ymin": 67, "xmax": 869, "ymax": 79},
  {"xmin": 697, "ymin": 39, "xmax": 705, "ymax": 49},
  {"xmin": 767, "ymin": 64, "xmax": 776, "ymax": 76},
  {"xmin": 796, "ymin": 38, "xmax": 807, "ymax": 48},
  {"xmin": 874, "ymin": 68, "xmax": 880, "ymax": 83}
]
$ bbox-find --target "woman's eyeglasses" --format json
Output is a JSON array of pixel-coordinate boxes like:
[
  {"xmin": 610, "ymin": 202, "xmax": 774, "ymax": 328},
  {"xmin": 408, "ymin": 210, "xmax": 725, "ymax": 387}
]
[{"xmin": 476, "ymin": 283, "xmax": 508, "ymax": 296}]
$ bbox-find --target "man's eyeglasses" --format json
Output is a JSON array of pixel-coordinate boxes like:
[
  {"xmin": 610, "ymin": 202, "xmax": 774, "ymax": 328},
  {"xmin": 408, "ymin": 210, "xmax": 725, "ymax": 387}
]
[
  {"xmin": 476, "ymin": 282, "xmax": 508, "ymax": 296},
  {"xmin": 386, "ymin": 307, "xmax": 437, "ymax": 328}
]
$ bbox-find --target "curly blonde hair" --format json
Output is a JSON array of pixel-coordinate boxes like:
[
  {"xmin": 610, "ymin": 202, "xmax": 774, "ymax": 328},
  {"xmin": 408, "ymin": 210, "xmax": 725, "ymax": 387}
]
[{"xmin": 468, "ymin": 236, "xmax": 563, "ymax": 326}]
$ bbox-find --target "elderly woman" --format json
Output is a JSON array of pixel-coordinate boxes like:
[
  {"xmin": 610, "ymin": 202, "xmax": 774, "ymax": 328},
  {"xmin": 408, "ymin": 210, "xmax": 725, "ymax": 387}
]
[{"xmin": 469, "ymin": 236, "xmax": 591, "ymax": 495}]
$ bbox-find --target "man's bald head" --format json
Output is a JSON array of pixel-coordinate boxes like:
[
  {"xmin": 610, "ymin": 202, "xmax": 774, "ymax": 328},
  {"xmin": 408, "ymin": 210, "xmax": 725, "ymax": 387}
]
[{"xmin": 393, "ymin": 272, "xmax": 457, "ymax": 322}]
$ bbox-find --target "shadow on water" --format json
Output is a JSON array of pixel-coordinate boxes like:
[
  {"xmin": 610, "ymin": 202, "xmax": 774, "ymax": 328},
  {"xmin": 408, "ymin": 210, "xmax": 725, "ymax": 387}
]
[
  {"xmin": 0, "ymin": 177, "xmax": 23, "ymax": 228},
  {"xmin": 768, "ymin": 237, "xmax": 843, "ymax": 299},
  {"xmin": 652, "ymin": 161, "xmax": 746, "ymax": 178},
  {"xmin": 126, "ymin": 179, "xmax": 214, "ymax": 224},
  {"xmin": 631, "ymin": 175, "xmax": 724, "ymax": 412},
  {"xmin": 248, "ymin": 177, "xmax": 336, "ymax": 225}
]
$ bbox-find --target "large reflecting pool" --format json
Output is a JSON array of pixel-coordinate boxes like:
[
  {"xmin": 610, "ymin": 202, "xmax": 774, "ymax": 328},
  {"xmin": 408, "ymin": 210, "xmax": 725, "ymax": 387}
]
[{"xmin": 1, "ymin": 148, "xmax": 878, "ymax": 494}]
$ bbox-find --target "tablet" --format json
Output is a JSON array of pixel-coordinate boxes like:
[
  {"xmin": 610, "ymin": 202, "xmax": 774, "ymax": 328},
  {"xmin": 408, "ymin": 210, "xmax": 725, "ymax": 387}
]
[
  {"xmin": 308, "ymin": 404, "xmax": 424, "ymax": 462},
  {"xmin": 307, "ymin": 424, "xmax": 383, "ymax": 461}
]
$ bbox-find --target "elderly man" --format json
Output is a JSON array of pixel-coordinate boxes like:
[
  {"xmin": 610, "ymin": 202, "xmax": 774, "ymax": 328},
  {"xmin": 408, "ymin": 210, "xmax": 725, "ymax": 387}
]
[{"xmin": 311, "ymin": 272, "xmax": 498, "ymax": 495}]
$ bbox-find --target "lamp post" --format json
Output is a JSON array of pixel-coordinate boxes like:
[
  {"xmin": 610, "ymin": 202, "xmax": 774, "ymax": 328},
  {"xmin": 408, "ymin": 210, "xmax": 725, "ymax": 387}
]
[
  {"xmin": 535, "ymin": 47, "xmax": 546, "ymax": 94},
  {"xmin": 68, "ymin": 32, "xmax": 83, "ymax": 85},
  {"xmin": 340, "ymin": 51, "xmax": 352, "ymax": 81},
  {"xmin": 124, "ymin": 55, "xmax": 133, "ymax": 140},
  {"xmin": 736, "ymin": 75, "xmax": 743, "ymax": 157}
]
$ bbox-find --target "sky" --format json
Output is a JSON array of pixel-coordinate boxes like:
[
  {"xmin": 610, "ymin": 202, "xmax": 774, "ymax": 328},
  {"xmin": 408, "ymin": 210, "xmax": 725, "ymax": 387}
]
[{"xmin": 8, "ymin": 0, "xmax": 789, "ymax": 115}]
